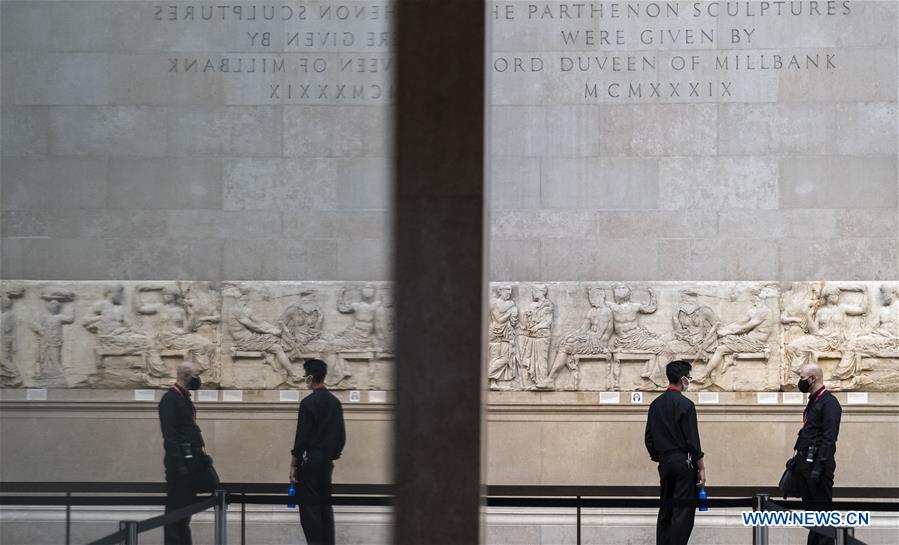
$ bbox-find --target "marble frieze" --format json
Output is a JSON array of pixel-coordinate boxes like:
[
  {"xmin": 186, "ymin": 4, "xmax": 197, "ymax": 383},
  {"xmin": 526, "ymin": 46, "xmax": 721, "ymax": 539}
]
[{"xmin": 1, "ymin": 281, "xmax": 896, "ymax": 392}]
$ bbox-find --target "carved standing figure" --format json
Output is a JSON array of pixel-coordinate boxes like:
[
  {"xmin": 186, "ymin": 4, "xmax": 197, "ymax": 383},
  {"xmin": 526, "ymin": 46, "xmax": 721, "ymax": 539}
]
[
  {"xmin": 783, "ymin": 285, "xmax": 867, "ymax": 374},
  {"xmin": 31, "ymin": 291, "xmax": 76, "ymax": 382},
  {"xmin": 694, "ymin": 288, "xmax": 772, "ymax": 386},
  {"xmin": 833, "ymin": 284, "xmax": 899, "ymax": 388},
  {"xmin": 539, "ymin": 287, "xmax": 612, "ymax": 390},
  {"xmin": 374, "ymin": 285, "xmax": 394, "ymax": 354},
  {"xmin": 488, "ymin": 285, "xmax": 520, "ymax": 390},
  {"xmin": 0, "ymin": 287, "xmax": 26, "ymax": 387},
  {"xmin": 607, "ymin": 284, "xmax": 668, "ymax": 387},
  {"xmin": 228, "ymin": 286, "xmax": 300, "ymax": 383},
  {"xmin": 517, "ymin": 285, "xmax": 554, "ymax": 389}
]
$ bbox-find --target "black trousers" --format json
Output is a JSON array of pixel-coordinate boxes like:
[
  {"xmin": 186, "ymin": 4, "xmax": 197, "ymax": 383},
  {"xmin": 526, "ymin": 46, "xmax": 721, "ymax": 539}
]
[
  {"xmin": 298, "ymin": 456, "xmax": 336, "ymax": 545},
  {"xmin": 797, "ymin": 457, "xmax": 836, "ymax": 545},
  {"xmin": 656, "ymin": 451, "xmax": 698, "ymax": 545},
  {"xmin": 164, "ymin": 460, "xmax": 197, "ymax": 545}
]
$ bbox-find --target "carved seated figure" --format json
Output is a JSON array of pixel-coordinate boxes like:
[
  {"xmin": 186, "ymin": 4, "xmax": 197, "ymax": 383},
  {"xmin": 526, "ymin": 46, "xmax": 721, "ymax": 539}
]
[
  {"xmin": 538, "ymin": 287, "xmax": 610, "ymax": 390},
  {"xmin": 832, "ymin": 284, "xmax": 899, "ymax": 389},
  {"xmin": 82, "ymin": 285, "xmax": 166, "ymax": 379},
  {"xmin": 783, "ymin": 285, "xmax": 867, "ymax": 375},
  {"xmin": 695, "ymin": 289, "xmax": 772, "ymax": 387},
  {"xmin": 136, "ymin": 286, "xmax": 220, "ymax": 384},
  {"xmin": 228, "ymin": 286, "xmax": 300, "ymax": 384}
]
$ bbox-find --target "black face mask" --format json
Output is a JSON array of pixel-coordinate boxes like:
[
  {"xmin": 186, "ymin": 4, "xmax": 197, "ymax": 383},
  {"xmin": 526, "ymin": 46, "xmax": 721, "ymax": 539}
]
[
  {"xmin": 188, "ymin": 376, "xmax": 201, "ymax": 391},
  {"xmin": 797, "ymin": 378, "xmax": 812, "ymax": 393}
]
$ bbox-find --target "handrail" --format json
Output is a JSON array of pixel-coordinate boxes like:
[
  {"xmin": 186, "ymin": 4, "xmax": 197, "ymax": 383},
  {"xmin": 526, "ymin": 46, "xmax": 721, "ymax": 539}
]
[
  {"xmin": 761, "ymin": 496, "xmax": 870, "ymax": 545},
  {"xmin": 85, "ymin": 493, "xmax": 219, "ymax": 545},
  {"xmin": 2, "ymin": 481, "xmax": 897, "ymax": 498},
  {"xmin": 2, "ymin": 484, "xmax": 895, "ymax": 545}
]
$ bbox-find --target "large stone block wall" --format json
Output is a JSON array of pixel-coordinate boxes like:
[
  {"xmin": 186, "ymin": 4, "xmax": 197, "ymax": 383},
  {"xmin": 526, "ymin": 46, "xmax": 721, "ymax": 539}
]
[{"xmin": 2, "ymin": 1, "xmax": 897, "ymax": 281}]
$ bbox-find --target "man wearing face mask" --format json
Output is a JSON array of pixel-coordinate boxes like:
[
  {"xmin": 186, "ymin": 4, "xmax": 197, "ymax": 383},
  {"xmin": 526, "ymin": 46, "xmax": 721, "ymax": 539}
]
[
  {"xmin": 158, "ymin": 361, "xmax": 213, "ymax": 545},
  {"xmin": 290, "ymin": 359, "xmax": 346, "ymax": 545},
  {"xmin": 794, "ymin": 363, "xmax": 842, "ymax": 545},
  {"xmin": 645, "ymin": 360, "xmax": 706, "ymax": 545}
]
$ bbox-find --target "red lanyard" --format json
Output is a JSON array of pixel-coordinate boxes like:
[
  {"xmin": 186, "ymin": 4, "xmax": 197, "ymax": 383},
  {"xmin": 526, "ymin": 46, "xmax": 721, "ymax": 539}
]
[
  {"xmin": 802, "ymin": 388, "xmax": 826, "ymax": 426},
  {"xmin": 172, "ymin": 385, "xmax": 197, "ymax": 420}
]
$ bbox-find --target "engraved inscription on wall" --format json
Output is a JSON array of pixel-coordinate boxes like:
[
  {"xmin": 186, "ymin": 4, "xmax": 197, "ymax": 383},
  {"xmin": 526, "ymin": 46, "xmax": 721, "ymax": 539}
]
[
  {"xmin": 153, "ymin": 2, "xmax": 395, "ymax": 103},
  {"xmin": 122, "ymin": 1, "xmax": 886, "ymax": 104}
]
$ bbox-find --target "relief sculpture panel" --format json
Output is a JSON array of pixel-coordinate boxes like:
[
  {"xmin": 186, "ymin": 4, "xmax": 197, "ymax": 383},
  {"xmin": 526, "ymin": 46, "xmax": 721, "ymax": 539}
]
[{"xmin": 0, "ymin": 280, "xmax": 896, "ymax": 391}]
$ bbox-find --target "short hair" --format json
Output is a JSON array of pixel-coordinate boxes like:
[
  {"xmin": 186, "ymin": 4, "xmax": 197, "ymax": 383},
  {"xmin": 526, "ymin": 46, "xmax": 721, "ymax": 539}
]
[
  {"xmin": 666, "ymin": 360, "xmax": 692, "ymax": 384},
  {"xmin": 304, "ymin": 359, "xmax": 328, "ymax": 383}
]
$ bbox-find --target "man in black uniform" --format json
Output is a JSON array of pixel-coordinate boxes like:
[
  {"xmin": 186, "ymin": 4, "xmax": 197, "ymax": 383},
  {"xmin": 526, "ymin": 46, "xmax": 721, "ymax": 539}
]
[
  {"xmin": 645, "ymin": 360, "xmax": 706, "ymax": 545},
  {"xmin": 158, "ymin": 361, "xmax": 208, "ymax": 545},
  {"xmin": 794, "ymin": 363, "xmax": 842, "ymax": 545},
  {"xmin": 290, "ymin": 359, "xmax": 346, "ymax": 545}
]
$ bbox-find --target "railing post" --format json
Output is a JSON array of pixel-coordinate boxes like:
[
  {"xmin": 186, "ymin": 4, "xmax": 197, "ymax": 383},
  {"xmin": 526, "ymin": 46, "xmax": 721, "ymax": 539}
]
[
  {"xmin": 834, "ymin": 526, "xmax": 849, "ymax": 545},
  {"xmin": 576, "ymin": 495, "xmax": 581, "ymax": 545},
  {"xmin": 214, "ymin": 489, "xmax": 228, "ymax": 545},
  {"xmin": 752, "ymin": 493, "xmax": 769, "ymax": 545},
  {"xmin": 119, "ymin": 520, "xmax": 138, "ymax": 545},
  {"xmin": 65, "ymin": 491, "xmax": 71, "ymax": 545},
  {"xmin": 241, "ymin": 499, "xmax": 246, "ymax": 545}
]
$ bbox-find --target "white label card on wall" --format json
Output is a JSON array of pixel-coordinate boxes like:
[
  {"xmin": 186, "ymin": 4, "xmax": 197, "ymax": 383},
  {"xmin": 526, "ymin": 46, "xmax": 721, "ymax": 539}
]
[
  {"xmin": 222, "ymin": 390, "xmax": 243, "ymax": 402},
  {"xmin": 782, "ymin": 393, "xmax": 805, "ymax": 404},
  {"xmin": 599, "ymin": 392, "xmax": 620, "ymax": 404},
  {"xmin": 134, "ymin": 390, "xmax": 155, "ymax": 402},
  {"xmin": 757, "ymin": 392, "xmax": 778, "ymax": 405},
  {"xmin": 698, "ymin": 392, "xmax": 719, "ymax": 404},
  {"xmin": 348, "ymin": 391, "xmax": 361, "ymax": 403},
  {"xmin": 26, "ymin": 389, "xmax": 47, "ymax": 401},
  {"xmin": 368, "ymin": 391, "xmax": 386, "ymax": 403},
  {"xmin": 197, "ymin": 390, "xmax": 219, "ymax": 402},
  {"xmin": 280, "ymin": 391, "xmax": 300, "ymax": 403},
  {"xmin": 631, "ymin": 392, "xmax": 644, "ymax": 404},
  {"xmin": 847, "ymin": 392, "xmax": 868, "ymax": 405}
]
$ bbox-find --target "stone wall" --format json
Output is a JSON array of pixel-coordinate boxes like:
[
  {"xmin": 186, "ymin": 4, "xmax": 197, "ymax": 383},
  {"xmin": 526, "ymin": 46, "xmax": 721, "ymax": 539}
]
[
  {"xmin": 488, "ymin": 0, "xmax": 899, "ymax": 281},
  {"xmin": 2, "ymin": 1, "xmax": 897, "ymax": 281}
]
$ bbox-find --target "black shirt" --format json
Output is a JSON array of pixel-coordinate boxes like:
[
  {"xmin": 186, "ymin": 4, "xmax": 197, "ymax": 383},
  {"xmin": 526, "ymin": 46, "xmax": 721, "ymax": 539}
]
[
  {"xmin": 794, "ymin": 387, "xmax": 841, "ymax": 465},
  {"xmin": 292, "ymin": 387, "xmax": 346, "ymax": 461},
  {"xmin": 644, "ymin": 388, "xmax": 704, "ymax": 463},
  {"xmin": 158, "ymin": 385, "xmax": 205, "ymax": 459}
]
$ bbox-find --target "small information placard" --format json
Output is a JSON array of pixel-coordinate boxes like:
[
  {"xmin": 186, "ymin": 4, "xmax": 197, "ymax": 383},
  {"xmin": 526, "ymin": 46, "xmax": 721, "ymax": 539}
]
[
  {"xmin": 368, "ymin": 391, "xmax": 386, "ymax": 403},
  {"xmin": 847, "ymin": 392, "xmax": 868, "ymax": 405},
  {"xmin": 197, "ymin": 390, "xmax": 219, "ymax": 402},
  {"xmin": 698, "ymin": 392, "xmax": 719, "ymax": 404},
  {"xmin": 757, "ymin": 392, "xmax": 778, "ymax": 405},
  {"xmin": 222, "ymin": 390, "xmax": 243, "ymax": 402},
  {"xmin": 630, "ymin": 392, "xmax": 644, "ymax": 404},
  {"xmin": 599, "ymin": 392, "xmax": 620, "ymax": 404},
  {"xmin": 348, "ymin": 391, "xmax": 361, "ymax": 403},
  {"xmin": 134, "ymin": 390, "xmax": 155, "ymax": 402},
  {"xmin": 279, "ymin": 390, "xmax": 300, "ymax": 403},
  {"xmin": 25, "ymin": 389, "xmax": 47, "ymax": 401},
  {"xmin": 782, "ymin": 392, "xmax": 805, "ymax": 404}
]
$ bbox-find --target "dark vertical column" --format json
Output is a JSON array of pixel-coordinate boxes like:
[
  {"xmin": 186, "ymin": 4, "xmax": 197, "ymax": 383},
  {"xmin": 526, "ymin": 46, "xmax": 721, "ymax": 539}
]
[{"xmin": 392, "ymin": 0, "xmax": 488, "ymax": 542}]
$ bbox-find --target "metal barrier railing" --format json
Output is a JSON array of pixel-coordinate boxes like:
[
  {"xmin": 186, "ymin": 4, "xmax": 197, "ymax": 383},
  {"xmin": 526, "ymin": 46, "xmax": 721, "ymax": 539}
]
[
  {"xmin": 748, "ymin": 492, "xmax": 899, "ymax": 545},
  {"xmin": 1, "ymin": 483, "xmax": 896, "ymax": 545}
]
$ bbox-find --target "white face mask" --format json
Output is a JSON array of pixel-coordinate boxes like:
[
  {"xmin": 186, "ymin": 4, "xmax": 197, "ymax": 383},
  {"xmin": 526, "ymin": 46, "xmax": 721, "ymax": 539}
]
[{"xmin": 681, "ymin": 377, "xmax": 690, "ymax": 392}]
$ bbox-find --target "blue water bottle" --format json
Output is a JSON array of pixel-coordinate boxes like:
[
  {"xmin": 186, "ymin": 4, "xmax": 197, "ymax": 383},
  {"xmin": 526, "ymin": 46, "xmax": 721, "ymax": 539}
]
[
  {"xmin": 287, "ymin": 481, "xmax": 296, "ymax": 509},
  {"xmin": 698, "ymin": 486, "xmax": 708, "ymax": 512}
]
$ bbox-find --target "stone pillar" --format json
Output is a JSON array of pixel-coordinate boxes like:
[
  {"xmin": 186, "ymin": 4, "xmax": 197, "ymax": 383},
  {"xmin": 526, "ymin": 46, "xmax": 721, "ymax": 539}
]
[{"xmin": 392, "ymin": 0, "xmax": 487, "ymax": 542}]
